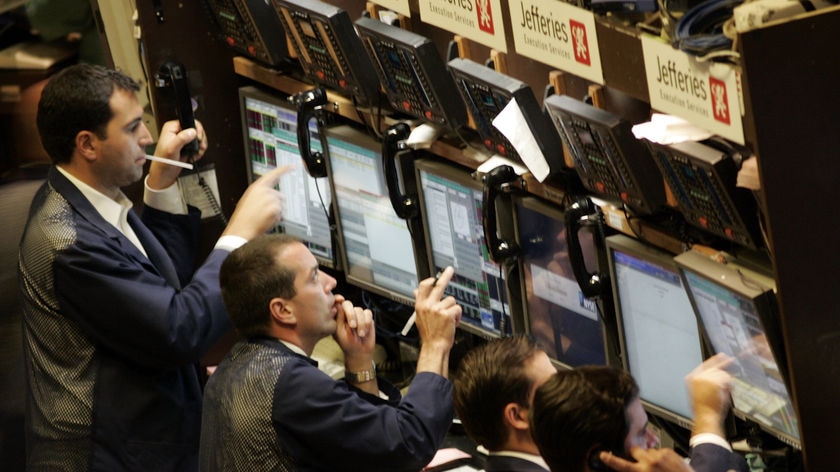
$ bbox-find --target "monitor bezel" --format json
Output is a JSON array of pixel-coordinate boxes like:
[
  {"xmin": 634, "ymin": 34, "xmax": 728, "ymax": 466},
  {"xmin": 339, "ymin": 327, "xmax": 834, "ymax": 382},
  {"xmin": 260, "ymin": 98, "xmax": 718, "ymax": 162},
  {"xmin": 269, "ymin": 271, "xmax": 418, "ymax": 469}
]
[
  {"xmin": 606, "ymin": 234, "xmax": 706, "ymax": 431},
  {"xmin": 414, "ymin": 158, "xmax": 515, "ymax": 340},
  {"xmin": 237, "ymin": 85, "xmax": 336, "ymax": 269},
  {"xmin": 674, "ymin": 250, "xmax": 801, "ymax": 449},
  {"xmin": 324, "ymin": 124, "xmax": 425, "ymax": 308}
]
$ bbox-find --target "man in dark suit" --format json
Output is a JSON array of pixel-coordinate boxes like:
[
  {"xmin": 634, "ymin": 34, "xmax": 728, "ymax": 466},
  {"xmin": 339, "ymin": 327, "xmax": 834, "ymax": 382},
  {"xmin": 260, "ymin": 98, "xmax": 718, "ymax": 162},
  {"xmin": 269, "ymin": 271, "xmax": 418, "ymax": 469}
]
[
  {"xmin": 453, "ymin": 335, "xmax": 557, "ymax": 471},
  {"xmin": 531, "ymin": 354, "xmax": 748, "ymax": 472},
  {"xmin": 18, "ymin": 63, "xmax": 287, "ymax": 471}
]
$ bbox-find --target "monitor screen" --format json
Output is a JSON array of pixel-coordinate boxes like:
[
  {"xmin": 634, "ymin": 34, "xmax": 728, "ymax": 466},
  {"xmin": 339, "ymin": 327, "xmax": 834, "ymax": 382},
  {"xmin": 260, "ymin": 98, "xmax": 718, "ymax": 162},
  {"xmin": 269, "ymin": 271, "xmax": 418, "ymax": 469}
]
[
  {"xmin": 326, "ymin": 125, "xmax": 420, "ymax": 306},
  {"xmin": 607, "ymin": 234, "xmax": 704, "ymax": 429},
  {"xmin": 513, "ymin": 196, "xmax": 606, "ymax": 368},
  {"xmin": 416, "ymin": 159, "xmax": 510, "ymax": 339},
  {"xmin": 238, "ymin": 86, "xmax": 335, "ymax": 268},
  {"xmin": 675, "ymin": 250, "xmax": 800, "ymax": 448}
]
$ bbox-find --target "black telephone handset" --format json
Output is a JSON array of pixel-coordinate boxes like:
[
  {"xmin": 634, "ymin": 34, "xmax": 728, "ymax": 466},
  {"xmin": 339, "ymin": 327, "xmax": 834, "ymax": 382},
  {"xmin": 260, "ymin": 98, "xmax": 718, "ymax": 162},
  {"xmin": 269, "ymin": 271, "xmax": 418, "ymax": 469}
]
[
  {"xmin": 381, "ymin": 123, "xmax": 419, "ymax": 220},
  {"xmin": 292, "ymin": 87, "xmax": 328, "ymax": 178},
  {"xmin": 564, "ymin": 197, "xmax": 608, "ymax": 299},
  {"xmin": 482, "ymin": 165, "xmax": 522, "ymax": 263},
  {"xmin": 154, "ymin": 61, "xmax": 200, "ymax": 157}
]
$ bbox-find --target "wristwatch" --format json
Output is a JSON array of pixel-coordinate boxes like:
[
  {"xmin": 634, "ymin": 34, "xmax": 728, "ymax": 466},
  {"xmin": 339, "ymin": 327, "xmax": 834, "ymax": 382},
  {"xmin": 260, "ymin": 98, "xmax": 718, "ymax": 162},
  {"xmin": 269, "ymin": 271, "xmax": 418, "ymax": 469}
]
[{"xmin": 345, "ymin": 361, "xmax": 376, "ymax": 384}]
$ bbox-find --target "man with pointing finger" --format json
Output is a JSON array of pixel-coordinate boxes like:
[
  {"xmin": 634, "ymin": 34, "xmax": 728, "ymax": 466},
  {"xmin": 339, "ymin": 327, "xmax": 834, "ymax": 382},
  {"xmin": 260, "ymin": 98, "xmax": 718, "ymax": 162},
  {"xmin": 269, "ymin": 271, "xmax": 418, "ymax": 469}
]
[
  {"xmin": 18, "ymin": 63, "xmax": 291, "ymax": 471},
  {"xmin": 200, "ymin": 234, "xmax": 463, "ymax": 471}
]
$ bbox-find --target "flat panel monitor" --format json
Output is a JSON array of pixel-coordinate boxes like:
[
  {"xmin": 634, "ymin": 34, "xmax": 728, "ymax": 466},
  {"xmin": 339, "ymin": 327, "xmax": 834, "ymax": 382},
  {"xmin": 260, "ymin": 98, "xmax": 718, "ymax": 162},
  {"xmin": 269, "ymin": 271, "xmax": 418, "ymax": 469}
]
[
  {"xmin": 270, "ymin": 0, "xmax": 380, "ymax": 105},
  {"xmin": 326, "ymin": 125, "xmax": 420, "ymax": 306},
  {"xmin": 675, "ymin": 250, "xmax": 800, "ymax": 448},
  {"xmin": 416, "ymin": 159, "xmax": 511, "ymax": 339},
  {"xmin": 513, "ymin": 195, "xmax": 607, "ymax": 368},
  {"xmin": 606, "ymin": 234, "xmax": 704, "ymax": 429},
  {"xmin": 238, "ymin": 86, "xmax": 335, "ymax": 268}
]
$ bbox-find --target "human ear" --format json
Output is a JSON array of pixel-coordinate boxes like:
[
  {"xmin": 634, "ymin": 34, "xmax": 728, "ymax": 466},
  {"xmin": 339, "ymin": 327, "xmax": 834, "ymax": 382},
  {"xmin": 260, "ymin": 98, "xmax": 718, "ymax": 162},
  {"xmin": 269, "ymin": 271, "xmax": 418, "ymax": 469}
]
[{"xmin": 270, "ymin": 297, "xmax": 296, "ymax": 325}]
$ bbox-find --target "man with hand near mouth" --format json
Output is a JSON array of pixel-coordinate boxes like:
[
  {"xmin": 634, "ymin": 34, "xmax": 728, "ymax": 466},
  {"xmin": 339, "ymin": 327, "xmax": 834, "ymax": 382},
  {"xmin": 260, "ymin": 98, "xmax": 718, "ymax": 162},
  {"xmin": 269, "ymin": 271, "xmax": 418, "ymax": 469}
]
[{"xmin": 200, "ymin": 233, "xmax": 463, "ymax": 471}]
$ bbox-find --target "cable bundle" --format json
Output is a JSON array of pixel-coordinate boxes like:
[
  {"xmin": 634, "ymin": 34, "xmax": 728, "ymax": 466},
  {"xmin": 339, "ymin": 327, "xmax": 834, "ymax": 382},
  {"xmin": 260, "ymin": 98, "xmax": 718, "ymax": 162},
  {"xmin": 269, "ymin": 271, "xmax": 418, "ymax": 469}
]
[{"xmin": 673, "ymin": 0, "xmax": 744, "ymax": 56}]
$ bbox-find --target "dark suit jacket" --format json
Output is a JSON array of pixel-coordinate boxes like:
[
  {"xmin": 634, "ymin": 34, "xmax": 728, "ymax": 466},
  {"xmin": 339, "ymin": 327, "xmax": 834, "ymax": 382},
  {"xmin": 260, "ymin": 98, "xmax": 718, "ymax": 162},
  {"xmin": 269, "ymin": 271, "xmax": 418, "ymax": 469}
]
[
  {"xmin": 19, "ymin": 167, "xmax": 233, "ymax": 471},
  {"xmin": 484, "ymin": 454, "xmax": 550, "ymax": 472},
  {"xmin": 690, "ymin": 442, "xmax": 749, "ymax": 472}
]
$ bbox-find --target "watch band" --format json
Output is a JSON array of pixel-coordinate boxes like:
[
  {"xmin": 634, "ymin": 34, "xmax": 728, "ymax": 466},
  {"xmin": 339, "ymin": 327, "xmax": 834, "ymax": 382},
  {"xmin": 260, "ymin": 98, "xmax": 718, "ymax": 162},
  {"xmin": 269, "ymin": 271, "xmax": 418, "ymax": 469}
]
[{"xmin": 345, "ymin": 361, "xmax": 376, "ymax": 384}]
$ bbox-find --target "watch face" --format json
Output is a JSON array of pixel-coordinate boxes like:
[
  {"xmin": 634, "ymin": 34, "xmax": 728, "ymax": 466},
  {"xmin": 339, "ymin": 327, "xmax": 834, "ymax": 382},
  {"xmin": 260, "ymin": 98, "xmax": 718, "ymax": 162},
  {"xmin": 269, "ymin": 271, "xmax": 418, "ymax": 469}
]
[{"xmin": 346, "ymin": 363, "xmax": 376, "ymax": 383}]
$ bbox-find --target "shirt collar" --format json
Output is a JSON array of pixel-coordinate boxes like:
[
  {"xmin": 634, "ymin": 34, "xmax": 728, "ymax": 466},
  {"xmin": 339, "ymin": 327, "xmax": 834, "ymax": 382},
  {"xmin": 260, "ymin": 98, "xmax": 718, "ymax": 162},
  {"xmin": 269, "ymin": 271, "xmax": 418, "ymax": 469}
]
[
  {"xmin": 488, "ymin": 450, "xmax": 550, "ymax": 470},
  {"xmin": 279, "ymin": 339, "xmax": 308, "ymax": 357},
  {"xmin": 56, "ymin": 165, "xmax": 133, "ymax": 230}
]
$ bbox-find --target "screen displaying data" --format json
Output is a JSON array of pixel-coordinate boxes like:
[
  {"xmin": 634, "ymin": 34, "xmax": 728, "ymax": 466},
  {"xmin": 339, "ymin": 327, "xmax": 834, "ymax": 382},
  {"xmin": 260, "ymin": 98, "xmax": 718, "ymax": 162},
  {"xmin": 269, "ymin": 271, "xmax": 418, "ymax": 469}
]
[
  {"xmin": 239, "ymin": 86, "xmax": 334, "ymax": 267},
  {"xmin": 417, "ymin": 160, "xmax": 509, "ymax": 338},
  {"xmin": 327, "ymin": 125, "xmax": 418, "ymax": 305},
  {"xmin": 676, "ymin": 251, "xmax": 800, "ymax": 448},
  {"xmin": 608, "ymin": 235, "xmax": 704, "ymax": 428}
]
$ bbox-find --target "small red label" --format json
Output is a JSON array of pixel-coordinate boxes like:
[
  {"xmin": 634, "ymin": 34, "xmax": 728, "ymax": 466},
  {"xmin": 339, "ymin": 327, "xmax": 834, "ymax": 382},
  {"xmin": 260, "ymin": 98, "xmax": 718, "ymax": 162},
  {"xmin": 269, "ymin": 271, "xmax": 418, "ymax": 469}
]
[
  {"xmin": 476, "ymin": 0, "xmax": 495, "ymax": 34},
  {"xmin": 570, "ymin": 20, "xmax": 591, "ymax": 66},
  {"xmin": 709, "ymin": 77, "xmax": 730, "ymax": 125}
]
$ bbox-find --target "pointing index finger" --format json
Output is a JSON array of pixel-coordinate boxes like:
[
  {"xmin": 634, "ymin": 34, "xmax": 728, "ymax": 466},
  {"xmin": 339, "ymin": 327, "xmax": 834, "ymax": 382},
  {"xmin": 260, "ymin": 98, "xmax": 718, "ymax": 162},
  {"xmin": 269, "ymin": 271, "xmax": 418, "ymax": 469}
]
[
  {"xmin": 428, "ymin": 266, "xmax": 454, "ymax": 300},
  {"xmin": 255, "ymin": 164, "xmax": 295, "ymax": 187}
]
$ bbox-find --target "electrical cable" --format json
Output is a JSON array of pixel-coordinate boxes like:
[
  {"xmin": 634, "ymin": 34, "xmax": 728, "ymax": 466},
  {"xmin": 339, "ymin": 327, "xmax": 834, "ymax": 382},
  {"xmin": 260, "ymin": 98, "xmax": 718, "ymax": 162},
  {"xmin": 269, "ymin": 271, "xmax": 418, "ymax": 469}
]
[{"xmin": 673, "ymin": 0, "xmax": 744, "ymax": 56}]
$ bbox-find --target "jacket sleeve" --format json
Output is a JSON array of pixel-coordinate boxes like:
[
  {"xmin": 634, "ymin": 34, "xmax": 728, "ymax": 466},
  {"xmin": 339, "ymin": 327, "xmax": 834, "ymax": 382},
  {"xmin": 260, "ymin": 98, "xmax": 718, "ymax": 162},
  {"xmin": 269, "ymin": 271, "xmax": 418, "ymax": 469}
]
[
  {"xmin": 272, "ymin": 360, "xmax": 453, "ymax": 472},
  {"xmin": 689, "ymin": 443, "xmax": 749, "ymax": 472},
  {"xmin": 53, "ymin": 220, "xmax": 232, "ymax": 369}
]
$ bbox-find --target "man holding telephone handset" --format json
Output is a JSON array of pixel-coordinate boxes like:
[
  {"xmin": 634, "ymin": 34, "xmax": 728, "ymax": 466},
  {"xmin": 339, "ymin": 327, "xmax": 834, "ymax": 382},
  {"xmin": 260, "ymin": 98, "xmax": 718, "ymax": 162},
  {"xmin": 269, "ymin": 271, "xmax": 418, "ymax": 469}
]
[
  {"xmin": 200, "ymin": 234, "xmax": 463, "ymax": 471},
  {"xmin": 18, "ymin": 63, "xmax": 290, "ymax": 471}
]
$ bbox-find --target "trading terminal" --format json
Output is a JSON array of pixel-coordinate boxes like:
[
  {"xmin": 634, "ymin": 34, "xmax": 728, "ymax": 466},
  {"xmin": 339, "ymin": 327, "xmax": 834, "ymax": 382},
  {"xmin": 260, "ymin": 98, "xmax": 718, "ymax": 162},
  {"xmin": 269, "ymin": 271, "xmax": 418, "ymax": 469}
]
[{"xmin": 0, "ymin": 0, "xmax": 837, "ymax": 469}]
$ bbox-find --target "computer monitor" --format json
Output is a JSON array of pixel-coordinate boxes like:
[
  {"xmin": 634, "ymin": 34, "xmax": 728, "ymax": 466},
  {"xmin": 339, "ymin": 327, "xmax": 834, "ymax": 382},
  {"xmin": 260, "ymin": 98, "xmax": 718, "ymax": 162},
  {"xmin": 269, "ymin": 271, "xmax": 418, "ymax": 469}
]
[
  {"xmin": 238, "ymin": 86, "xmax": 335, "ymax": 268},
  {"xmin": 606, "ymin": 234, "xmax": 705, "ymax": 429},
  {"xmin": 416, "ymin": 159, "xmax": 511, "ymax": 339},
  {"xmin": 326, "ymin": 124, "xmax": 421, "ymax": 306},
  {"xmin": 675, "ymin": 250, "xmax": 800, "ymax": 448},
  {"xmin": 513, "ymin": 195, "xmax": 607, "ymax": 368}
]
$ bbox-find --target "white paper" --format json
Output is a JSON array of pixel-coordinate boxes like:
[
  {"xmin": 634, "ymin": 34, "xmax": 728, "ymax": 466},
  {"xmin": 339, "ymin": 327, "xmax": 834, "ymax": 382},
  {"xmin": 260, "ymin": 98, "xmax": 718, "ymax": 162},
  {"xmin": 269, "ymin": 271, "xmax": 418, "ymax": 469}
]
[
  {"xmin": 492, "ymin": 98, "xmax": 551, "ymax": 181},
  {"xmin": 631, "ymin": 113, "xmax": 713, "ymax": 145}
]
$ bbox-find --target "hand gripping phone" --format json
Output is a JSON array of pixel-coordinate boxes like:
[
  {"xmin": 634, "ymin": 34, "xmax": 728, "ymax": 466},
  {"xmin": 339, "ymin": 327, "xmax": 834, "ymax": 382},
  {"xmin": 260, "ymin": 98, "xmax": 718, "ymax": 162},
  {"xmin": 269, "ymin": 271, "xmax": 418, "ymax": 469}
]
[{"xmin": 154, "ymin": 60, "xmax": 200, "ymax": 157}]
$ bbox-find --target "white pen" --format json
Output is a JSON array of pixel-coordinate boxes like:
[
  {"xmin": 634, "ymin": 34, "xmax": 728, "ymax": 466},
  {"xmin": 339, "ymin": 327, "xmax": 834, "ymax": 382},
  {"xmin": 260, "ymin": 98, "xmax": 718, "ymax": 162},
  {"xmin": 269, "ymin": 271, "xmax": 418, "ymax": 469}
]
[
  {"xmin": 401, "ymin": 271, "xmax": 442, "ymax": 336},
  {"xmin": 145, "ymin": 154, "xmax": 194, "ymax": 170}
]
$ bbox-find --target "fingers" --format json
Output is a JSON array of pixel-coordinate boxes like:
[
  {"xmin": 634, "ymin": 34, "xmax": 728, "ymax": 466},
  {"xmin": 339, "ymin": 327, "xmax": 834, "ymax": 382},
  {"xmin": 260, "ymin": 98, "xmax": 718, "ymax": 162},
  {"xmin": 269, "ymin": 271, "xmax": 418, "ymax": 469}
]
[
  {"xmin": 417, "ymin": 266, "xmax": 454, "ymax": 301},
  {"xmin": 598, "ymin": 450, "xmax": 638, "ymax": 472},
  {"xmin": 340, "ymin": 300, "xmax": 373, "ymax": 338},
  {"xmin": 702, "ymin": 352, "xmax": 734, "ymax": 371},
  {"xmin": 602, "ymin": 448, "xmax": 693, "ymax": 472},
  {"xmin": 255, "ymin": 164, "xmax": 295, "ymax": 188}
]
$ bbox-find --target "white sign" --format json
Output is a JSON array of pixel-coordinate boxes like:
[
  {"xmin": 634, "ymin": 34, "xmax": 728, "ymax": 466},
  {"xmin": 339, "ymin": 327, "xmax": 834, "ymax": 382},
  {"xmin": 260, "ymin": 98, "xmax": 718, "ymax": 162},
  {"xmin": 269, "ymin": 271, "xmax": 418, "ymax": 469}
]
[
  {"xmin": 641, "ymin": 35, "xmax": 744, "ymax": 144},
  {"xmin": 419, "ymin": 0, "xmax": 508, "ymax": 52},
  {"xmin": 508, "ymin": 0, "xmax": 604, "ymax": 84},
  {"xmin": 368, "ymin": 0, "xmax": 411, "ymax": 18}
]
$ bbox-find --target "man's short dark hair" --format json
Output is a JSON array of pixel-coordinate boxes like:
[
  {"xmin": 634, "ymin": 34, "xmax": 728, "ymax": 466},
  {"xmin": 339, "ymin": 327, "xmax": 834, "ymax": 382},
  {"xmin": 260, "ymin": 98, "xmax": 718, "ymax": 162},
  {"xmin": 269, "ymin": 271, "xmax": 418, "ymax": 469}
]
[
  {"xmin": 37, "ymin": 63, "xmax": 142, "ymax": 164},
  {"xmin": 453, "ymin": 335, "xmax": 543, "ymax": 450},
  {"xmin": 530, "ymin": 366, "xmax": 639, "ymax": 472},
  {"xmin": 219, "ymin": 234, "xmax": 300, "ymax": 338}
]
